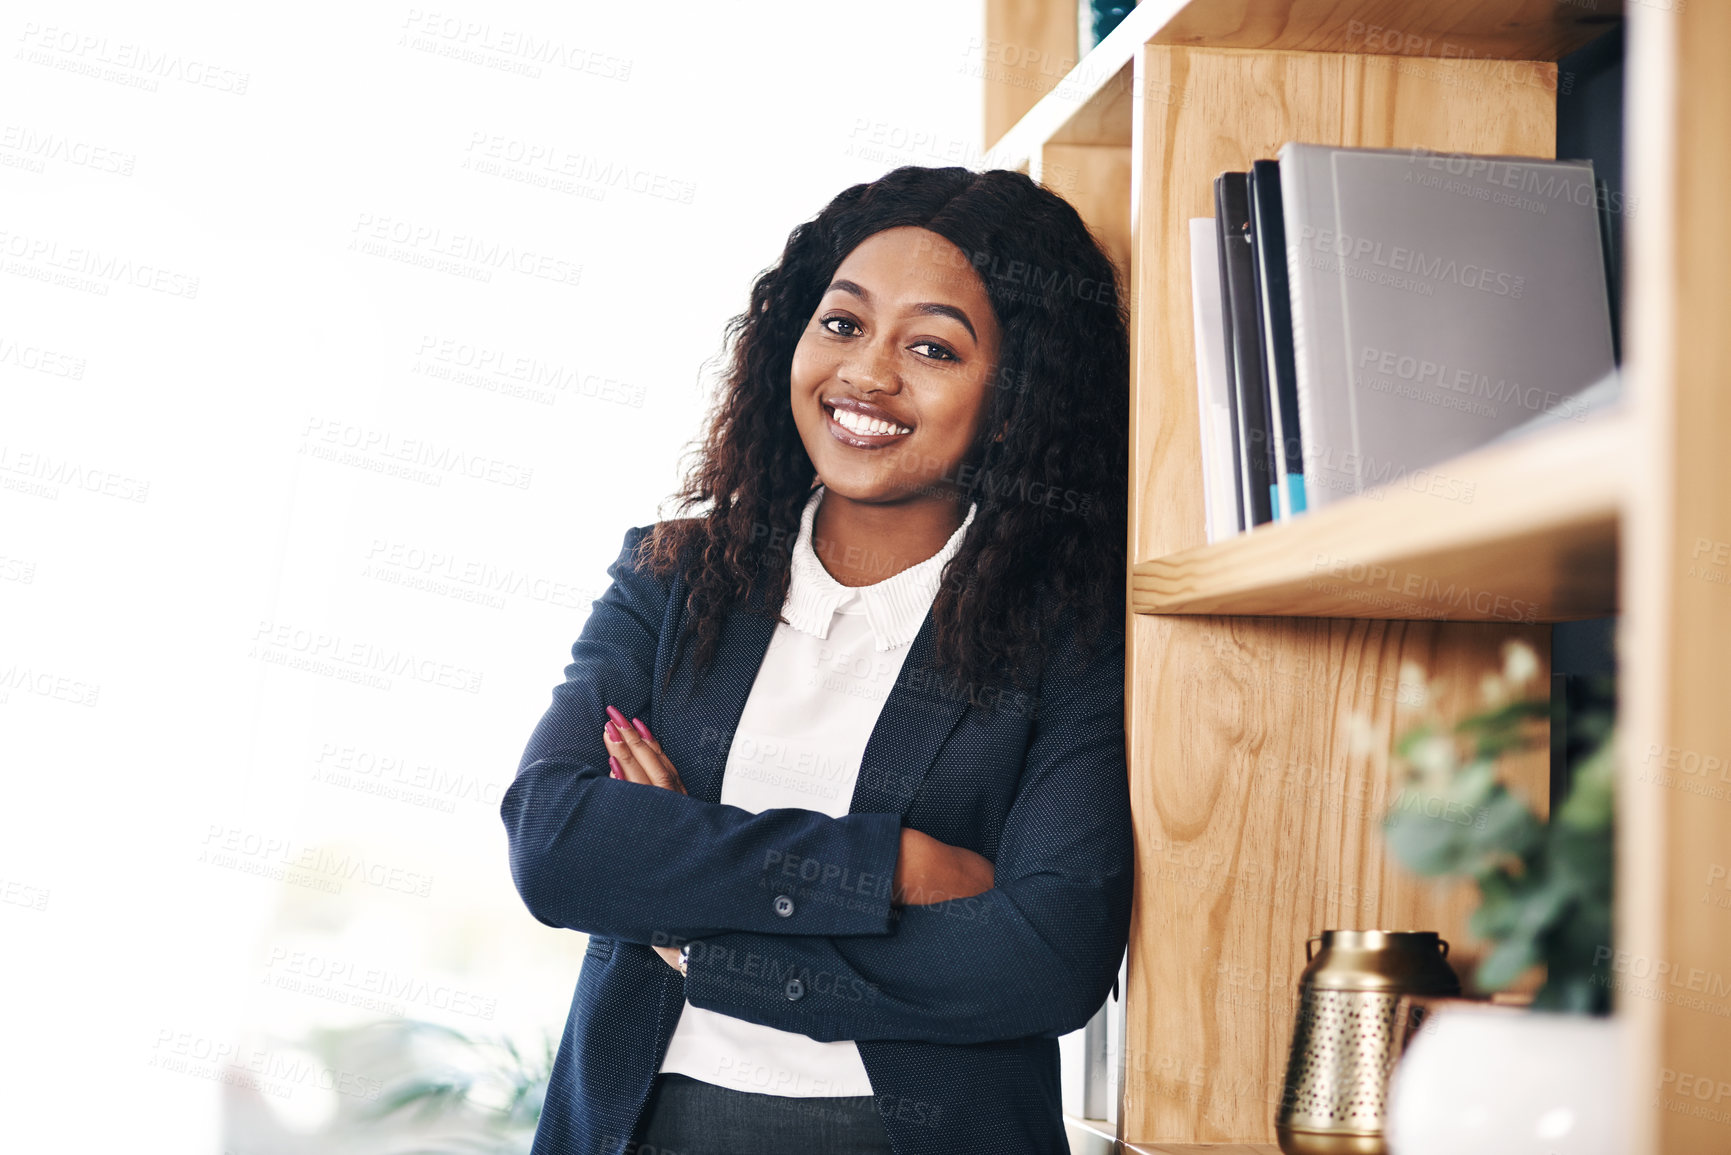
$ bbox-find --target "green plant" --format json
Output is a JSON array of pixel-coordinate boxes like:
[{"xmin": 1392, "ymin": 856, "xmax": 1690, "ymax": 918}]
[
  {"xmin": 1381, "ymin": 641, "xmax": 1615, "ymax": 1014},
  {"xmin": 332, "ymin": 1018, "xmax": 555, "ymax": 1155}
]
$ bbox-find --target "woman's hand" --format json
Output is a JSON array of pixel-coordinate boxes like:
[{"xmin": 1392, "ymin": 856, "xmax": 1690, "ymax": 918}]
[
  {"xmin": 603, "ymin": 704, "xmax": 688, "ymax": 973},
  {"xmin": 894, "ymin": 827, "xmax": 994, "ymax": 906},
  {"xmin": 602, "ymin": 705, "xmax": 686, "ymax": 794}
]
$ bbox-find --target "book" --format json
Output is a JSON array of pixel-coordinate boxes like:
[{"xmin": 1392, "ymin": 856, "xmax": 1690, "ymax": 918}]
[
  {"xmin": 1189, "ymin": 218, "xmax": 1240, "ymax": 541},
  {"xmin": 1249, "ymin": 159, "xmax": 1306, "ymax": 518},
  {"xmin": 1279, "ymin": 143, "xmax": 1616, "ymax": 509},
  {"xmin": 1214, "ymin": 172, "xmax": 1275, "ymax": 527}
]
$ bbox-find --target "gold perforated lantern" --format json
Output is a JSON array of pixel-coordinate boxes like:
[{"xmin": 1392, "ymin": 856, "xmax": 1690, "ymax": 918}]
[{"xmin": 1276, "ymin": 930, "xmax": 1460, "ymax": 1155}]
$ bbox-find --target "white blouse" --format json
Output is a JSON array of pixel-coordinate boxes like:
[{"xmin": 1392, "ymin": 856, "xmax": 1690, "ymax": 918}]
[{"xmin": 656, "ymin": 483, "xmax": 978, "ymax": 1097}]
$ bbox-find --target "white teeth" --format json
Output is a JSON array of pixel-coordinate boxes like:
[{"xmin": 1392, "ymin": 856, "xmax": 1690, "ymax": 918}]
[{"xmin": 831, "ymin": 407, "xmax": 909, "ymax": 436}]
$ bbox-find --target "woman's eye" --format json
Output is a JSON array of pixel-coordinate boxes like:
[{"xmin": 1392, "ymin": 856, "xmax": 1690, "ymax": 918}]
[
  {"xmin": 822, "ymin": 316, "xmax": 860, "ymax": 337},
  {"xmin": 911, "ymin": 341, "xmax": 958, "ymax": 362}
]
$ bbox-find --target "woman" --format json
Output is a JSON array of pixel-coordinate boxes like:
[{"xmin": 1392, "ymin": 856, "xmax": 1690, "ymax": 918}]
[{"xmin": 501, "ymin": 164, "xmax": 1132, "ymax": 1155}]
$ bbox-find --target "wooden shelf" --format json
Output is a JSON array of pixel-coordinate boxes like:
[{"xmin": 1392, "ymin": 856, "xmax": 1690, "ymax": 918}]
[
  {"xmin": 985, "ymin": 0, "xmax": 1621, "ymax": 166},
  {"xmin": 1124, "ymin": 1144, "xmax": 1280, "ymax": 1155},
  {"xmin": 1132, "ymin": 411, "xmax": 1624, "ymax": 620},
  {"xmin": 1149, "ymin": 0, "xmax": 1621, "ymax": 58}
]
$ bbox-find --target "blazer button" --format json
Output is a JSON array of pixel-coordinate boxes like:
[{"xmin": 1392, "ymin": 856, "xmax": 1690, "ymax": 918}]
[
  {"xmin": 773, "ymin": 894, "xmax": 795, "ymax": 918},
  {"xmin": 784, "ymin": 977, "xmax": 805, "ymax": 1001}
]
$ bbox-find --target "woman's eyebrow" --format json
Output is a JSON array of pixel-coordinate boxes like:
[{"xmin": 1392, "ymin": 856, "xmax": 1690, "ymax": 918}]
[{"xmin": 825, "ymin": 278, "xmax": 978, "ymax": 343}]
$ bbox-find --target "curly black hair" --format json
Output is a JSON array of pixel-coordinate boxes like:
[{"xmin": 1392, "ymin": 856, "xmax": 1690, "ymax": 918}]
[{"xmin": 641, "ymin": 165, "xmax": 1128, "ymax": 707}]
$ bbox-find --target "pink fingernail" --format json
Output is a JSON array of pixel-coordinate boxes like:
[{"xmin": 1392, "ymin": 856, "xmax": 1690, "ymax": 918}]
[
  {"xmin": 605, "ymin": 704, "xmax": 628, "ymax": 728},
  {"xmin": 609, "ymin": 755, "xmax": 622, "ymax": 778},
  {"xmin": 631, "ymin": 718, "xmax": 652, "ymax": 741},
  {"xmin": 604, "ymin": 720, "xmax": 623, "ymax": 744}
]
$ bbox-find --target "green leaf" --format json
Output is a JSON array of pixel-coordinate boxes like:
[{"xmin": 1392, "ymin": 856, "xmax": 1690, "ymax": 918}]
[
  {"xmin": 1463, "ymin": 790, "xmax": 1544, "ymax": 869},
  {"xmin": 1476, "ymin": 930, "xmax": 1542, "ymax": 990},
  {"xmin": 1394, "ymin": 721, "xmax": 1439, "ymax": 761},
  {"xmin": 1467, "ymin": 872, "xmax": 1524, "ymax": 939},
  {"xmin": 1381, "ymin": 687, "xmax": 1619, "ymax": 1016}
]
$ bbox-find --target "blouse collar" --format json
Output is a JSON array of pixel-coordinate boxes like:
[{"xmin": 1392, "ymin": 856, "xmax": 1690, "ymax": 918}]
[{"xmin": 782, "ymin": 484, "xmax": 977, "ymax": 653}]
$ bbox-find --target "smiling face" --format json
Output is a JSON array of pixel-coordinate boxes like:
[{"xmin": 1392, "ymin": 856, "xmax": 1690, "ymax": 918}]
[{"xmin": 790, "ymin": 226, "xmax": 1002, "ymax": 507}]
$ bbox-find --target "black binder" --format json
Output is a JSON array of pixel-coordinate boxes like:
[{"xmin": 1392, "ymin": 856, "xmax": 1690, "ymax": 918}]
[
  {"xmin": 1249, "ymin": 158, "xmax": 1306, "ymax": 516},
  {"xmin": 1213, "ymin": 172, "xmax": 1274, "ymax": 528}
]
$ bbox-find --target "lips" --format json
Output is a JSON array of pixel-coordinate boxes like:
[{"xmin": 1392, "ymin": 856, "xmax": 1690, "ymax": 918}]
[{"xmin": 823, "ymin": 401, "xmax": 913, "ymax": 447}]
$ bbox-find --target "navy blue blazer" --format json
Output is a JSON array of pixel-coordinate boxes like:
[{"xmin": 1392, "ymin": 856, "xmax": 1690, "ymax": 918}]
[{"xmin": 501, "ymin": 522, "xmax": 1133, "ymax": 1155}]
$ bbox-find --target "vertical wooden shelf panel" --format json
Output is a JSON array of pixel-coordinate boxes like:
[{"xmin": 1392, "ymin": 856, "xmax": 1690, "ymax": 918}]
[
  {"xmin": 1038, "ymin": 142, "xmax": 1134, "ymax": 287},
  {"xmin": 1619, "ymin": 2, "xmax": 1731, "ymax": 1153},
  {"xmin": 1123, "ymin": 46, "xmax": 1559, "ymax": 1145}
]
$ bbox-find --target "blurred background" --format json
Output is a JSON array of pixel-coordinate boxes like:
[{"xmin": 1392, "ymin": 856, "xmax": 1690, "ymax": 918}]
[{"xmin": 0, "ymin": 2, "xmax": 1007, "ymax": 1149}]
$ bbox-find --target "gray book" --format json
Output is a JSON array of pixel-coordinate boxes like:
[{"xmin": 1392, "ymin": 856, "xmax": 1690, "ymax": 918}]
[{"xmin": 1279, "ymin": 143, "xmax": 1615, "ymax": 509}]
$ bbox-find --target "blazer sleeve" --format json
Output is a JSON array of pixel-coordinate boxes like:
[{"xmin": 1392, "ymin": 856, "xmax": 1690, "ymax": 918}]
[
  {"xmin": 680, "ymin": 612, "xmax": 1133, "ymax": 1046},
  {"xmin": 500, "ymin": 524, "xmax": 905, "ymax": 944}
]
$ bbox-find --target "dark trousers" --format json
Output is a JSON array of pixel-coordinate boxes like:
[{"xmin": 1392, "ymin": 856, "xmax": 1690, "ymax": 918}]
[{"xmin": 627, "ymin": 1072, "xmax": 896, "ymax": 1155}]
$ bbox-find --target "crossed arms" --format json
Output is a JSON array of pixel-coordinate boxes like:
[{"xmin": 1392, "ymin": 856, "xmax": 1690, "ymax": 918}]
[{"xmin": 500, "ymin": 525, "xmax": 1132, "ymax": 1047}]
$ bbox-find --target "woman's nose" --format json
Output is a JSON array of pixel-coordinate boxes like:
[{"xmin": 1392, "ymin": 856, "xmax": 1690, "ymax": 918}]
[{"xmin": 839, "ymin": 337, "xmax": 901, "ymax": 393}]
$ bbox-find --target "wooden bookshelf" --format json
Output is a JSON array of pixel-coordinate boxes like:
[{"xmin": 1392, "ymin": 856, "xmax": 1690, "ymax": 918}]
[{"xmin": 981, "ymin": 1, "xmax": 1731, "ymax": 1152}]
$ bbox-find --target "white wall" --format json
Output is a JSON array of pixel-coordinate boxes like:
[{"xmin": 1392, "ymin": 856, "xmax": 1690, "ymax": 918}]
[{"xmin": 0, "ymin": 2, "xmax": 984, "ymax": 1148}]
